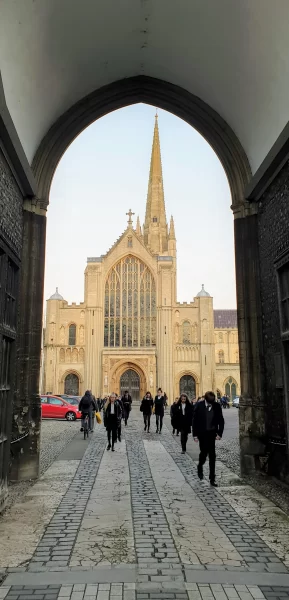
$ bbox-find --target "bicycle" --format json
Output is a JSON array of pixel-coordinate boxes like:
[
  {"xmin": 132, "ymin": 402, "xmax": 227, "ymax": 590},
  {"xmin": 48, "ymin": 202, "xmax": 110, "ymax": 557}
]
[{"xmin": 83, "ymin": 414, "xmax": 89, "ymax": 440}]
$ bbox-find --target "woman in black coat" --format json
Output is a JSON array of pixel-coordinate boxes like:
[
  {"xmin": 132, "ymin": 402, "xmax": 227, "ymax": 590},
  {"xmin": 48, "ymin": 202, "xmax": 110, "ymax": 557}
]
[
  {"xmin": 177, "ymin": 394, "xmax": 193, "ymax": 453},
  {"xmin": 170, "ymin": 398, "xmax": 180, "ymax": 436},
  {"xmin": 154, "ymin": 388, "xmax": 166, "ymax": 433},
  {"xmin": 121, "ymin": 390, "xmax": 132, "ymax": 426},
  {"xmin": 140, "ymin": 392, "xmax": 154, "ymax": 432}
]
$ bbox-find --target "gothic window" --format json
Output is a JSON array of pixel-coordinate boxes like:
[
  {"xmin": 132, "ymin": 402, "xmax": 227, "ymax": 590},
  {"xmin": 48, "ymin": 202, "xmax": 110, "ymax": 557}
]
[
  {"xmin": 68, "ymin": 324, "xmax": 76, "ymax": 345},
  {"xmin": 127, "ymin": 236, "xmax": 133, "ymax": 248},
  {"xmin": 182, "ymin": 321, "xmax": 191, "ymax": 344},
  {"xmin": 225, "ymin": 377, "xmax": 237, "ymax": 400},
  {"xmin": 104, "ymin": 255, "xmax": 156, "ymax": 348},
  {"xmin": 219, "ymin": 350, "xmax": 225, "ymax": 363}
]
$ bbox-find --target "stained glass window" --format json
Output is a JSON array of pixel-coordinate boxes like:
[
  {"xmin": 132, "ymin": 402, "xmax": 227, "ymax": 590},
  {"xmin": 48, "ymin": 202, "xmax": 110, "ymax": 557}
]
[
  {"xmin": 68, "ymin": 324, "xmax": 76, "ymax": 345},
  {"xmin": 104, "ymin": 255, "xmax": 156, "ymax": 347}
]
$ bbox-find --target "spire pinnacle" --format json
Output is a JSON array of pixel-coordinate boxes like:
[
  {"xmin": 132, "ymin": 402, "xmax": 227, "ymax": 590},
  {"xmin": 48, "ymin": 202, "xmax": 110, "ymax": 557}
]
[
  {"xmin": 169, "ymin": 215, "xmax": 176, "ymax": 240},
  {"xmin": 143, "ymin": 114, "xmax": 168, "ymax": 254},
  {"xmin": 136, "ymin": 215, "xmax": 142, "ymax": 236}
]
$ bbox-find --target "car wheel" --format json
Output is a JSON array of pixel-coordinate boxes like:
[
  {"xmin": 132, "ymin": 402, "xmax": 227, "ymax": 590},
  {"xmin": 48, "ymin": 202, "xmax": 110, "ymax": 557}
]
[{"xmin": 66, "ymin": 411, "xmax": 76, "ymax": 421}]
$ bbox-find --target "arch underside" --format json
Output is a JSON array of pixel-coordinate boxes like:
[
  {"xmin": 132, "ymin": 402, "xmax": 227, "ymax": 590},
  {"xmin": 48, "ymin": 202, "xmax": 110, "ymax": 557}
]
[{"xmin": 32, "ymin": 76, "xmax": 251, "ymax": 211}]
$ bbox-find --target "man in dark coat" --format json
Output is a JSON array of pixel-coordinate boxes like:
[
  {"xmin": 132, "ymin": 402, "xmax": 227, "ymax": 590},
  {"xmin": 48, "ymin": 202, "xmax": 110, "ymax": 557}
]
[
  {"xmin": 193, "ymin": 390, "xmax": 224, "ymax": 486},
  {"xmin": 177, "ymin": 394, "xmax": 193, "ymax": 453}
]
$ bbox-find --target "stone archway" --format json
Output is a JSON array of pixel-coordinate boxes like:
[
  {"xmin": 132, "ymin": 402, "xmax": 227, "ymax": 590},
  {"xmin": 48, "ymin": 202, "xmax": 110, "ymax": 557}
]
[
  {"xmin": 16, "ymin": 75, "xmax": 263, "ymax": 481},
  {"xmin": 111, "ymin": 361, "xmax": 147, "ymax": 402},
  {"xmin": 120, "ymin": 369, "xmax": 140, "ymax": 402}
]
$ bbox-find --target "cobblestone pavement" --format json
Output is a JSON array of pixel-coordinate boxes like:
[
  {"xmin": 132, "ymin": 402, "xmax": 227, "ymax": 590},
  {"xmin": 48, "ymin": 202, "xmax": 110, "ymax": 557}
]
[{"xmin": 1, "ymin": 408, "xmax": 289, "ymax": 599}]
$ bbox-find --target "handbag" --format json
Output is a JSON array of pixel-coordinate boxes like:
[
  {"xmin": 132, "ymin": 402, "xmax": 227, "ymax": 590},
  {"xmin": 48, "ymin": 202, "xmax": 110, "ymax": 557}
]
[{"xmin": 95, "ymin": 411, "xmax": 102, "ymax": 424}]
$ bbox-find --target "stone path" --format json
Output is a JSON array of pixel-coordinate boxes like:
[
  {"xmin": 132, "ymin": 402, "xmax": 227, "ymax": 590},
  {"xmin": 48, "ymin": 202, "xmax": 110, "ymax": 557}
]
[{"xmin": 1, "ymin": 408, "xmax": 289, "ymax": 600}]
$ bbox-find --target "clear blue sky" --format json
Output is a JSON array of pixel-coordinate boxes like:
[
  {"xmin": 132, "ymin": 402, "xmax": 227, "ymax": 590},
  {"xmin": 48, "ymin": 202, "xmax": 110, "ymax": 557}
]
[{"xmin": 45, "ymin": 103, "xmax": 236, "ymax": 309}]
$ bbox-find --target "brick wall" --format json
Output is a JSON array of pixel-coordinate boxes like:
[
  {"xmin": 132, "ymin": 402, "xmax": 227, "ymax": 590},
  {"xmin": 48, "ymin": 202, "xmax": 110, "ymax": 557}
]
[
  {"xmin": 258, "ymin": 159, "xmax": 289, "ymax": 479},
  {"xmin": 0, "ymin": 147, "xmax": 23, "ymax": 255}
]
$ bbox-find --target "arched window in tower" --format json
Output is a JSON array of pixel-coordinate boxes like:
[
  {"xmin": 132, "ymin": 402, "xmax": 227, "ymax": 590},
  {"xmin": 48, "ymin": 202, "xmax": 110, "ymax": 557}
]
[
  {"xmin": 219, "ymin": 350, "xmax": 225, "ymax": 363},
  {"xmin": 104, "ymin": 255, "xmax": 156, "ymax": 348},
  {"xmin": 182, "ymin": 321, "xmax": 191, "ymax": 344},
  {"xmin": 68, "ymin": 324, "xmax": 76, "ymax": 346}
]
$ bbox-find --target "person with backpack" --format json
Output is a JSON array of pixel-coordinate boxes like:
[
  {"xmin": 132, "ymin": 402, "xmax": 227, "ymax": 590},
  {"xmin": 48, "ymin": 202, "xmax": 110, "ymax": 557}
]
[{"xmin": 79, "ymin": 390, "xmax": 94, "ymax": 432}]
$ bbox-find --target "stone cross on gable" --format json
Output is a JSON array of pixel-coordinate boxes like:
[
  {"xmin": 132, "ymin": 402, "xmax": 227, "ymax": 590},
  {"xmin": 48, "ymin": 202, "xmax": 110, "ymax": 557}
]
[{"xmin": 126, "ymin": 208, "xmax": 135, "ymax": 225}]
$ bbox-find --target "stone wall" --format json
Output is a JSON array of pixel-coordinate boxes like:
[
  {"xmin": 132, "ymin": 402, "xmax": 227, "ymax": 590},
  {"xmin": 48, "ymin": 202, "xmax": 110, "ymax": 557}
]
[
  {"xmin": 0, "ymin": 146, "xmax": 23, "ymax": 510},
  {"xmin": 258, "ymin": 159, "xmax": 289, "ymax": 481}
]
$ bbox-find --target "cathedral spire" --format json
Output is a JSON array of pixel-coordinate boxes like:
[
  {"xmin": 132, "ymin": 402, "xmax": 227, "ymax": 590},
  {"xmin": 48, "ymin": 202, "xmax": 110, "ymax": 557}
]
[{"xmin": 143, "ymin": 113, "xmax": 168, "ymax": 254}]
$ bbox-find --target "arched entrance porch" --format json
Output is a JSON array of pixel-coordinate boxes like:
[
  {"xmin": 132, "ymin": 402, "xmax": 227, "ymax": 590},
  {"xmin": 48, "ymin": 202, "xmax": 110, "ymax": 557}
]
[{"xmin": 110, "ymin": 361, "xmax": 147, "ymax": 402}]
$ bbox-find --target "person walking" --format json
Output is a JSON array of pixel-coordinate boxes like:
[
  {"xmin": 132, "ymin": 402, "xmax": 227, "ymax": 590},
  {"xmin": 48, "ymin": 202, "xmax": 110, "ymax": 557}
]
[
  {"xmin": 79, "ymin": 390, "xmax": 94, "ymax": 432},
  {"xmin": 104, "ymin": 393, "xmax": 122, "ymax": 451},
  {"xmin": 154, "ymin": 388, "xmax": 166, "ymax": 433},
  {"xmin": 140, "ymin": 392, "xmax": 154, "ymax": 432},
  {"xmin": 121, "ymin": 390, "xmax": 132, "ymax": 426},
  {"xmin": 193, "ymin": 391, "xmax": 224, "ymax": 487},
  {"xmin": 89, "ymin": 390, "xmax": 98, "ymax": 432},
  {"xmin": 116, "ymin": 395, "xmax": 124, "ymax": 442},
  {"xmin": 170, "ymin": 398, "xmax": 180, "ymax": 435},
  {"xmin": 177, "ymin": 394, "xmax": 193, "ymax": 453}
]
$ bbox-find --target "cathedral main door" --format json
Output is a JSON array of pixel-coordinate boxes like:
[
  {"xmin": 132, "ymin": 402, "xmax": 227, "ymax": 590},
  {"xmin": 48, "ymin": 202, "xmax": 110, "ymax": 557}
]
[{"xmin": 120, "ymin": 369, "xmax": 140, "ymax": 402}]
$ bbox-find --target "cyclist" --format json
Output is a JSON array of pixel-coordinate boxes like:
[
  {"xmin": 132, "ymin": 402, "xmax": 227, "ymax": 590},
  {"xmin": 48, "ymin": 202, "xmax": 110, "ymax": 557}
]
[{"xmin": 79, "ymin": 390, "xmax": 94, "ymax": 432}]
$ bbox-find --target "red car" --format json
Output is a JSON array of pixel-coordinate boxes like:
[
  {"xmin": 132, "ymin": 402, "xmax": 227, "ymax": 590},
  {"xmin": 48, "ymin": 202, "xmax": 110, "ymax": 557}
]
[{"xmin": 41, "ymin": 395, "xmax": 81, "ymax": 421}]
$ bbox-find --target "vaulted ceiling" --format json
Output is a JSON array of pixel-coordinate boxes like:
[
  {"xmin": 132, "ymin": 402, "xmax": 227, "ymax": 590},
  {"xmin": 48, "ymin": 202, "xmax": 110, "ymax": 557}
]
[{"xmin": 1, "ymin": 0, "xmax": 289, "ymax": 173}]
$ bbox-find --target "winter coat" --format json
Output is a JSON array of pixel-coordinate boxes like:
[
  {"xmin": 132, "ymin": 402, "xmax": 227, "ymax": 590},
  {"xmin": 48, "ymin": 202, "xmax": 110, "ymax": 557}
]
[
  {"xmin": 104, "ymin": 401, "xmax": 122, "ymax": 430},
  {"xmin": 140, "ymin": 397, "xmax": 154, "ymax": 416},
  {"xmin": 193, "ymin": 399, "xmax": 224, "ymax": 438},
  {"xmin": 154, "ymin": 395, "xmax": 165, "ymax": 416},
  {"xmin": 170, "ymin": 403, "xmax": 180, "ymax": 429},
  {"xmin": 176, "ymin": 400, "xmax": 193, "ymax": 434},
  {"xmin": 121, "ymin": 394, "xmax": 132, "ymax": 417},
  {"xmin": 79, "ymin": 392, "xmax": 93, "ymax": 414}
]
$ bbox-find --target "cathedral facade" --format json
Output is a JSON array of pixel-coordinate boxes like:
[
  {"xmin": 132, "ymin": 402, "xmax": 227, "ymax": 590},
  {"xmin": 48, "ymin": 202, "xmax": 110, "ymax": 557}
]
[{"xmin": 43, "ymin": 117, "xmax": 240, "ymax": 403}]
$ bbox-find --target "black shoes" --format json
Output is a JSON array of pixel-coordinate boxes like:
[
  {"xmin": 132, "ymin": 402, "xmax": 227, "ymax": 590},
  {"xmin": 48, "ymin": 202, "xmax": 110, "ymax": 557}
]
[
  {"xmin": 118, "ymin": 437, "xmax": 121, "ymax": 442},
  {"xmin": 144, "ymin": 425, "xmax": 147, "ymax": 431},
  {"xmin": 210, "ymin": 481, "xmax": 218, "ymax": 487},
  {"xmin": 172, "ymin": 429, "xmax": 175, "ymax": 435},
  {"xmin": 112, "ymin": 446, "xmax": 115, "ymax": 452},
  {"xmin": 156, "ymin": 429, "xmax": 159, "ymax": 434},
  {"xmin": 107, "ymin": 444, "xmax": 111, "ymax": 451},
  {"xmin": 80, "ymin": 427, "xmax": 83, "ymax": 432},
  {"xmin": 181, "ymin": 450, "xmax": 186, "ymax": 454},
  {"xmin": 197, "ymin": 464, "xmax": 204, "ymax": 480},
  {"xmin": 176, "ymin": 432, "xmax": 179, "ymax": 437}
]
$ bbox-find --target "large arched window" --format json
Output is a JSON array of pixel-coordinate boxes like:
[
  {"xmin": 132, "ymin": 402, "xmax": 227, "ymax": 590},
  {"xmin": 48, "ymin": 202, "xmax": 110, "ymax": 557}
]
[
  {"xmin": 182, "ymin": 321, "xmax": 191, "ymax": 344},
  {"xmin": 104, "ymin": 255, "xmax": 156, "ymax": 347},
  {"xmin": 225, "ymin": 377, "xmax": 237, "ymax": 400},
  {"xmin": 68, "ymin": 324, "xmax": 76, "ymax": 345}
]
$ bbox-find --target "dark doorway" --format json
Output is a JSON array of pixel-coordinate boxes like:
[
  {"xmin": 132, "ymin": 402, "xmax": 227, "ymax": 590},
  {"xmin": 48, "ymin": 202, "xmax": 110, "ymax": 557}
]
[
  {"xmin": 179, "ymin": 375, "xmax": 196, "ymax": 400},
  {"xmin": 120, "ymin": 369, "xmax": 140, "ymax": 402},
  {"xmin": 64, "ymin": 373, "xmax": 79, "ymax": 395}
]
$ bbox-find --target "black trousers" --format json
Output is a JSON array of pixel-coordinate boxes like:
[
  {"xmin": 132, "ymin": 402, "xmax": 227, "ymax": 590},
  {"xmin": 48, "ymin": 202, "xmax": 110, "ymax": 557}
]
[
  {"xmin": 198, "ymin": 432, "xmax": 216, "ymax": 481},
  {"xmin": 117, "ymin": 422, "xmax": 122, "ymax": 441},
  {"xmin": 107, "ymin": 427, "xmax": 117, "ymax": 447},
  {"xmin": 143, "ymin": 414, "xmax": 151, "ymax": 430},
  {"xmin": 156, "ymin": 414, "xmax": 163, "ymax": 431},
  {"xmin": 180, "ymin": 430, "xmax": 188, "ymax": 451}
]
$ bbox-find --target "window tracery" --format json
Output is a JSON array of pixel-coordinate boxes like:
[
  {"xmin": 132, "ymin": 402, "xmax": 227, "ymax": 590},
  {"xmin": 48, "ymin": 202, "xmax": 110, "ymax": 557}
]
[
  {"xmin": 104, "ymin": 255, "xmax": 156, "ymax": 347},
  {"xmin": 182, "ymin": 321, "xmax": 191, "ymax": 344}
]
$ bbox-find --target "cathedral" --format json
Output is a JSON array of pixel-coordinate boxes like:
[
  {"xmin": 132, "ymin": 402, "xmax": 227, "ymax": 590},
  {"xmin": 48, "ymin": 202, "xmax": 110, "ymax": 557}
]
[{"xmin": 43, "ymin": 116, "xmax": 240, "ymax": 403}]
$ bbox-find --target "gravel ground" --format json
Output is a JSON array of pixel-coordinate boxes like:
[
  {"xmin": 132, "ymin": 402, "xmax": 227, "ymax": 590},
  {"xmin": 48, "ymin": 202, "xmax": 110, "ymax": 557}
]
[
  {"xmin": 5, "ymin": 420, "xmax": 78, "ymax": 512},
  {"xmin": 218, "ymin": 434, "xmax": 289, "ymax": 516}
]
